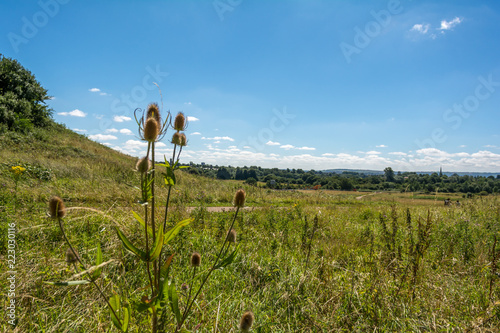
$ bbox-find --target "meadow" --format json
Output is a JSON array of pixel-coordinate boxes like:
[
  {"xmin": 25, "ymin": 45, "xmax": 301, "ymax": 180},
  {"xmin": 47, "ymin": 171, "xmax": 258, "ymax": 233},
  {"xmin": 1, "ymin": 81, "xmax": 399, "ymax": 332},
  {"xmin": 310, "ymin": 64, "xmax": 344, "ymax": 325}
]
[{"xmin": 1, "ymin": 125, "xmax": 500, "ymax": 332}]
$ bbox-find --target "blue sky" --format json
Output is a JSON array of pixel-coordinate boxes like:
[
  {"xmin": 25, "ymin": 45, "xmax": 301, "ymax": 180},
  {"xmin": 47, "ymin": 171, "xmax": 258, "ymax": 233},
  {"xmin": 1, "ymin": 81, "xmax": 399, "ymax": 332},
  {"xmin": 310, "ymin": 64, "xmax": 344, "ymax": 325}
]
[{"xmin": 2, "ymin": 0, "xmax": 500, "ymax": 172}]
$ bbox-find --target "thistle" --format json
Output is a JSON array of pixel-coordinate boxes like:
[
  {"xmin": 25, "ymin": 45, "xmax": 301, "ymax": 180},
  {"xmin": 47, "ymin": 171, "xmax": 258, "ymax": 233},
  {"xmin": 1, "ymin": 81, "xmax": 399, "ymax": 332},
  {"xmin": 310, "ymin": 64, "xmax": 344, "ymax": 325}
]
[
  {"xmin": 173, "ymin": 112, "xmax": 187, "ymax": 131},
  {"xmin": 190, "ymin": 252, "xmax": 201, "ymax": 267},
  {"xmin": 146, "ymin": 103, "xmax": 161, "ymax": 124},
  {"xmin": 144, "ymin": 118, "xmax": 159, "ymax": 142},
  {"xmin": 239, "ymin": 311, "xmax": 254, "ymax": 332},
  {"xmin": 136, "ymin": 157, "xmax": 152, "ymax": 173},
  {"xmin": 49, "ymin": 196, "xmax": 66, "ymax": 219},
  {"xmin": 233, "ymin": 189, "xmax": 246, "ymax": 208},
  {"xmin": 171, "ymin": 132, "xmax": 183, "ymax": 146}
]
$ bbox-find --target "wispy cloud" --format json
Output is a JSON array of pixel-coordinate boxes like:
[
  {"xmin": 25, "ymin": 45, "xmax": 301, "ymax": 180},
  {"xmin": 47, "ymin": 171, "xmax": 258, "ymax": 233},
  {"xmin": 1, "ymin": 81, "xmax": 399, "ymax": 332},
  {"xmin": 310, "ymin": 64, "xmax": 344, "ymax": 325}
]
[
  {"xmin": 188, "ymin": 116, "xmax": 199, "ymax": 122},
  {"xmin": 89, "ymin": 87, "xmax": 110, "ymax": 96},
  {"xmin": 114, "ymin": 115, "xmax": 132, "ymax": 122},
  {"xmin": 73, "ymin": 128, "xmax": 87, "ymax": 133},
  {"xmin": 280, "ymin": 144, "xmax": 295, "ymax": 150},
  {"xmin": 411, "ymin": 23, "xmax": 430, "ymax": 34},
  {"xmin": 266, "ymin": 141, "xmax": 281, "ymax": 146},
  {"xmin": 89, "ymin": 134, "xmax": 118, "ymax": 141},
  {"xmin": 58, "ymin": 109, "xmax": 87, "ymax": 117},
  {"xmin": 279, "ymin": 144, "xmax": 315, "ymax": 151},
  {"xmin": 191, "ymin": 132, "xmax": 201, "ymax": 135},
  {"xmin": 376, "ymin": 144, "xmax": 388, "ymax": 148},
  {"xmin": 201, "ymin": 136, "xmax": 234, "ymax": 142},
  {"xmin": 439, "ymin": 17, "xmax": 462, "ymax": 31}
]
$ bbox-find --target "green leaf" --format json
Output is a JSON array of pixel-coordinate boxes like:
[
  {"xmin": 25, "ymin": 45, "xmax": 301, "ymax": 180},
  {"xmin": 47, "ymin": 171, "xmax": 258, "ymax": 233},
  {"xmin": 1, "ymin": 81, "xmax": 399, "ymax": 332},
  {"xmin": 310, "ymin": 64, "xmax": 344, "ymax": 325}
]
[
  {"xmin": 109, "ymin": 294, "xmax": 123, "ymax": 332},
  {"xmin": 147, "ymin": 223, "xmax": 164, "ymax": 262},
  {"xmin": 164, "ymin": 218, "xmax": 193, "ymax": 244},
  {"xmin": 44, "ymin": 280, "xmax": 90, "ymax": 286},
  {"xmin": 178, "ymin": 166, "xmax": 190, "ymax": 169},
  {"xmin": 158, "ymin": 254, "xmax": 175, "ymax": 305},
  {"xmin": 91, "ymin": 243, "xmax": 103, "ymax": 280},
  {"xmin": 215, "ymin": 244, "xmax": 241, "ymax": 270},
  {"xmin": 122, "ymin": 302, "xmax": 131, "ymax": 332},
  {"xmin": 168, "ymin": 281, "xmax": 181, "ymax": 325},
  {"xmin": 132, "ymin": 210, "xmax": 153, "ymax": 239},
  {"xmin": 115, "ymin": 227, "xmax": 147, "ymax": 261}
]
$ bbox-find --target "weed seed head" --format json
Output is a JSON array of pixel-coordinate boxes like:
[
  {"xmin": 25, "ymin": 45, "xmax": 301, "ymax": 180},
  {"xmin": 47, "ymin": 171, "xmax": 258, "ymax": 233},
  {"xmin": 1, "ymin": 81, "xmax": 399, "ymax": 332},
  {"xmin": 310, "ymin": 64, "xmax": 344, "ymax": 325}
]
[
  {"xmin": 146, "ymin": 103, "xmax": 161, "ymax": 123},
  {"xmin": 179, "ymin": 133, "xmax": 187, "ymax": 147},
  {"xmin": 144, "ymin": 118, "xmax": 159, "ymax": 142},
  {"xmin": 66, "ymin": 248, "xmax": 79, "ymax": 263},
  {"xmin": 136, "ymin": 157, "xmax": 152, "ymax": 173},
  {"xmin": 227, "ymin": 229, "xmax": 237, "ymax": 243},
  {"xmin": 173, "ymin": 112, "xmax": 186, "ymax": 131},
  {"xmin": 171, "ymin": 132, "xmax": 183, "ymax": 146},
  {"xmin": 233, "ymin": 189, "xmax": 246, "ymax": 208},
  {"xmin": 191, "ymin": 252, "xmax": 201, "ymax": 267},
  {"xmin": 239, "ymin": 311, "xmax": 254, "ymax": 332},
  {"xmin": 49, "ymin": 196, "xmax": 66, "ymax": 219}
]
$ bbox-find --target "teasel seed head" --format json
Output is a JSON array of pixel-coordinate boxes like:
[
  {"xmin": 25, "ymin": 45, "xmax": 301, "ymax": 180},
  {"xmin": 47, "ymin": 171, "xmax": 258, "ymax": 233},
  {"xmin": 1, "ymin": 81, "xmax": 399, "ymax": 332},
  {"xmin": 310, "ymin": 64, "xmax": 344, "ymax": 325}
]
[
  {"xmin": 173, "ymin": 112, "xmax": 186, "ymax": 131},
  {"xmin": 66, "ymin": 248, "xmax": 79, "ymax": 264},
  {"xmin": 239, "ymin": 311, "xmax": 254, "ymax": 332},
  {"xmin": 171, "ymin": 132, "xmax": 183, "ymax": 146},
  {"xmin": 144, "ymin": 117, "xmax": 159, "ymax": 142},
  {"xmin": 136, "ymin": 157, "xmax": 152, "ymax": 173},
  {"xmin": 179, "ymin": 133, "xmax": 187, "ymax": 147},
  {"xmin": 49, "ymin": 196, "xmax": 66, "ymax": 219},
  {"xmin": 227, "ymin": 229, "xmax": 237, "ymax": 243},
  {"xmin": 190, "ymin": 252, "xmax": 201, "ymax": 267},
  {"xmin": 146, "ymin": 103, "xmax": 161, "ymax": 124},
  {"xmin": 233, "ymin": 189, "xmax": 246, "ymax": 208}
]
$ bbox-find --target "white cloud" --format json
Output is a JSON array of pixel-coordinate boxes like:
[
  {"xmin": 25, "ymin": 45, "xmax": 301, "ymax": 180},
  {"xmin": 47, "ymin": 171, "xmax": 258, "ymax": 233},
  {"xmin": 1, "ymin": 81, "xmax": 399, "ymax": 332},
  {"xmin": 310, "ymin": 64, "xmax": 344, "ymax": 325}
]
[
  {"xmin": 376, "ymin": 144, "xmax": 388, "ymax": 148},
  {"xmin": 411, "ymin": 23, "xmax": 430, "ymax": 34},
  {"xmin": 365, "ymin": 150, "xmax": 381, "ymax": 155},
  {"xmin": 188, "ymin": 116, "xmax": 199, "ymax": 122},
  {"xmin": 191, "ymin": 132, "xmax": 201, "ymax": 135},
  {"xmin": 114, "ymin": 115, "xmax": 132, "ymax": 122},
  {"xmin": 280, "ymin": 144, "xmax": 295, "ymax": 150},
  {"xmin": 73, "ymin": 128, "xmax": 87, "ymax": 133},
  {"xmin": 201, "ymin": 136, "xmax": 234, "ymax": 142},
  {"xmin": 120, "ymin": 128, "xmax": 134, "ymax": 135},
  {"xmin": 89, "ymin": 88, "xmax": 100, "ymax": 92},
  {"xmin": 389, "ymin": 152, "xmax": 407, "ymax": 156},
  {"xmin": 106, "ymin": 128, "xmax": 119, "ymax": 133},
  {"xmin": 58, "ymin": 109, "xmax": 87, "ymax": 117},
  {"xmin": 322, "ymin": 153, "xmax": 335, "ymax": 157},
  {"xmin": 439, "ymin": 17, "xmax": 462, "ymax": 31},
  {"xmin": 124, "ymin": 140, "xmax": 148, "ymax": 151},
  {"xmin": 297, "ymin": 146, "xmax": 316, "ymax": 151},
  {"xmin": 266, "ymin": 141, "xmax": 281, "ymax": 146},
  {"xmin": 184, "ymin": 102, "xmax": 192, "ymax": 105},
  {"xmin": 89, "ymin": 134, "xmax": 118, "ymax": 141}
]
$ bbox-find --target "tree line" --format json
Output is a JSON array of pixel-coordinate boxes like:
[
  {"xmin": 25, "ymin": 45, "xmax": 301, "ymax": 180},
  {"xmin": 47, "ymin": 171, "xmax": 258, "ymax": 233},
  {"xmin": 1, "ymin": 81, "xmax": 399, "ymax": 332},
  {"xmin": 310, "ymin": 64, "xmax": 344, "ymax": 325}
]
[{"xmin": 184, "ymin": 163, "xmax": 500, "ymax": 195}]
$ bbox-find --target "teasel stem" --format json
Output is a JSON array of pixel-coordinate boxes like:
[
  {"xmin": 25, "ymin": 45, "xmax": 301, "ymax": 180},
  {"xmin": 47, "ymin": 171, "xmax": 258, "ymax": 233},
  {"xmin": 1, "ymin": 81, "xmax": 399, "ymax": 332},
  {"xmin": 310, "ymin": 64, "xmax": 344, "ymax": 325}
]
[
  {"xmin": 175, "ymin": 206, "xmax": 241, "ymax": 332},
  {"xmin": 57, "ymin": 216, "xmax": 122, "ymax": 329},
  {"xmin": 142, "ymin": 142, "xmax": 155, "ymax": 298},
  {"xmin": 151, "ymin": 140, "xmax": 159, "ymax": 290},
  {"xmin": 186, "ymin": 266, "xmax": 197, "ymax": 311}
]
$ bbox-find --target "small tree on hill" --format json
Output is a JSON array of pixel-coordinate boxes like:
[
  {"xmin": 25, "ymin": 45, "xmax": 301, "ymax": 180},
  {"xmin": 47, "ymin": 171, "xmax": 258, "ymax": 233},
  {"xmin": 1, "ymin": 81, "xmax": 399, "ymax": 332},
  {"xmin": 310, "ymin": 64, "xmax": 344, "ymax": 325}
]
[{"xmin": 0, "ymin": 54, "xmax": 53, "ymax": 131}]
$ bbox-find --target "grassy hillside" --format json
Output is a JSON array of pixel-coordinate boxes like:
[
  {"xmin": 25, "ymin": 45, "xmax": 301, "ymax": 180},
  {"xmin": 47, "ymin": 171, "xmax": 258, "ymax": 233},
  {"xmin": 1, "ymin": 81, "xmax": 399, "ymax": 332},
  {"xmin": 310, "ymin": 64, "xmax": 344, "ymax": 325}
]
[{"xmin": 2, "ymin": 125, "xmax": 500, "ymax": 332}]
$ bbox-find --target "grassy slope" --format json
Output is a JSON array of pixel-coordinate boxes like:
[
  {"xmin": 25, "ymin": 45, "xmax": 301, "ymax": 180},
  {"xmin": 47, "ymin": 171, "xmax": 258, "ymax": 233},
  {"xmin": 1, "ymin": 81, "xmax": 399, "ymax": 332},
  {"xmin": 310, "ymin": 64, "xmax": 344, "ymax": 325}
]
[{"xmin": 1, "ymin": 125, "xmax": 500, "ymax": 332}]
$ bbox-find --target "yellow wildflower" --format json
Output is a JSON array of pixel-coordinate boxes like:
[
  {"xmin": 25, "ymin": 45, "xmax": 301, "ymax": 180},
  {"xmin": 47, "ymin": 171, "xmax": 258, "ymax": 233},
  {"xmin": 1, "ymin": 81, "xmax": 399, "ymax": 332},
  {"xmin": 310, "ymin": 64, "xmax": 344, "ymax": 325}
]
[{"xmin": 11, "ymin": 166, "xmax": 26, "ymax": 175}]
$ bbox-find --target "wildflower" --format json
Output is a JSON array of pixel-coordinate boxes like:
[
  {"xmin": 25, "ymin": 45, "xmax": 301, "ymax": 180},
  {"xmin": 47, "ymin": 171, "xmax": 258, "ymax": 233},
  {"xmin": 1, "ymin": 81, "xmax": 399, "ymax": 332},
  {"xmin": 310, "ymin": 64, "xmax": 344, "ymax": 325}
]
[
  {"xmin": 173, "ymin": 112, "xmax": 186, "ymax": 131},
  {"xmin": 136, "ymin": 157, "xmax": 152, "ymax": 173},
  {"xmin": 190, "ymin": 252, "xmax": 201, "ymax": 267},
  {"xmin": 10, "ymin": 166, "xmax": 26, "ymax": 175},
  {"xmin": 49, "ymin": 196, "xmax": 66, "ymax": 219},
  {"xmin": 239, "ymin": 311, "xmax": 254, "ymax": 332},
  {"xmin": 66, "ymin": 248, "xmax": 79, "ymax": 264},
  {"xmin": 227, "ymin": 229, "xmax": 237, "ymax": 243},
  {"xmin": 233, "ymin": 189, "xmax": 246, "ymax": 208},
  {"xmin": 144, "ymin": 118, "xmax": 159, "ymax": 142}
]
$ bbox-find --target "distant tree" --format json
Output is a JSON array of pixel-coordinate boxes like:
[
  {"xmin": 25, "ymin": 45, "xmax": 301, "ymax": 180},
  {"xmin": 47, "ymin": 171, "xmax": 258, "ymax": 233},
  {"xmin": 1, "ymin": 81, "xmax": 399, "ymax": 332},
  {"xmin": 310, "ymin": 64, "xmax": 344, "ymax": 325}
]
[
  {"xmin": 384, "ymin": 167, "xmax": 395, "ymax": 182},
  {"xmin": 245, "ymin": 177, "xmax": 257, "ymax": 186},
  {"xmin": 0, "ymin": 55, "xmax": 53, "ymax": 131},
  {"xmin": 216, "ymin": 167, "xmax": 231, "ymax": 180},
  {"xmin": 340, "ymin": 178, "xmax": 353, "ymax": 191}
]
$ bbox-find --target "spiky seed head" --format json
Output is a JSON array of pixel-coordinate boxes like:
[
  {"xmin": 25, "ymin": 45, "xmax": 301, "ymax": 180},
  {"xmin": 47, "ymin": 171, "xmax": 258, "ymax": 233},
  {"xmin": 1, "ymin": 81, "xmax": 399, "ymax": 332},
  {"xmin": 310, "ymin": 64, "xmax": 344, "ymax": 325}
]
[
  {"xmin": 49, "ymin": 196, "xmax": 66, "ymax": 219},
  {"xmin": 179, "ymin": 133, "xmax": 187, "ymax": 147},
  {"xmin": 173, "ymin": 112, "xmax": 186, "ymax": 131},
  {"xmin": 146, "ymin": 103, "xmax": 161, "ymax": 123},
  {"xmin": 227, "ymin": 229, "xmax": 237, "ymax": 243},
  {"xmin": 190, "ymin": 252, "xmax": 201, "ymax": 267},
  {"xmin": 171, "ymin": 132, "xmax": 183, "ymax": 146},
  {"xmin": 239, "ymin": 311, "xmax": 254, "ymax": 332},
  {"xmin": 233, "ymin": 189, "xmax": 246, "ymax": 208},
  {"xmin": 144, "ymin": 117, "xmax": 159, "ymax": 142},
  {"xmin": 136, "ymin": 157, "xmax": 152, "ymax": 173},
  {"xmin": 66, "ymin": 248, "xmax": 79, "ymax": 264}
]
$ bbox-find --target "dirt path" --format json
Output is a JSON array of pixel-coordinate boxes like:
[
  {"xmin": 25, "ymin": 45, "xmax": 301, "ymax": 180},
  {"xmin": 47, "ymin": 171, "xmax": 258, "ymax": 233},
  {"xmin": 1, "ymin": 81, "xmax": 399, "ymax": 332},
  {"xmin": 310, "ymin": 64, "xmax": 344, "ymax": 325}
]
[
  {"xmin": 356, "ymin": 192, "xmax": 381, "ymax": 200},
  {"xmin": 185, "ymin": 206, "xmax": 256, "ymax": 213}
]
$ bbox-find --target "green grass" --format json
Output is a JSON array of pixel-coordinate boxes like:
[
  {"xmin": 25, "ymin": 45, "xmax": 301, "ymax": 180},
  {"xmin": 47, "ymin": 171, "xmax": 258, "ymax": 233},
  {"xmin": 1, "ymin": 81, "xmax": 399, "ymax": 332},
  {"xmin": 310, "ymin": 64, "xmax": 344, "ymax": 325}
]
[{"xmin": 2, "ymin": 126, "xmax": 500, "ymax": 332}]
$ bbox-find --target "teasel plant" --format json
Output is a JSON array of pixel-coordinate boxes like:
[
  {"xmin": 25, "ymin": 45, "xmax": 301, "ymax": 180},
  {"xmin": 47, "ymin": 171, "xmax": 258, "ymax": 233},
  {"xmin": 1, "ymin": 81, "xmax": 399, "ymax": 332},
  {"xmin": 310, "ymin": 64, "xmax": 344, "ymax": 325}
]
[{"xmin": 45, "ymin": 96, "xmax": 248, "ymax": 332}]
